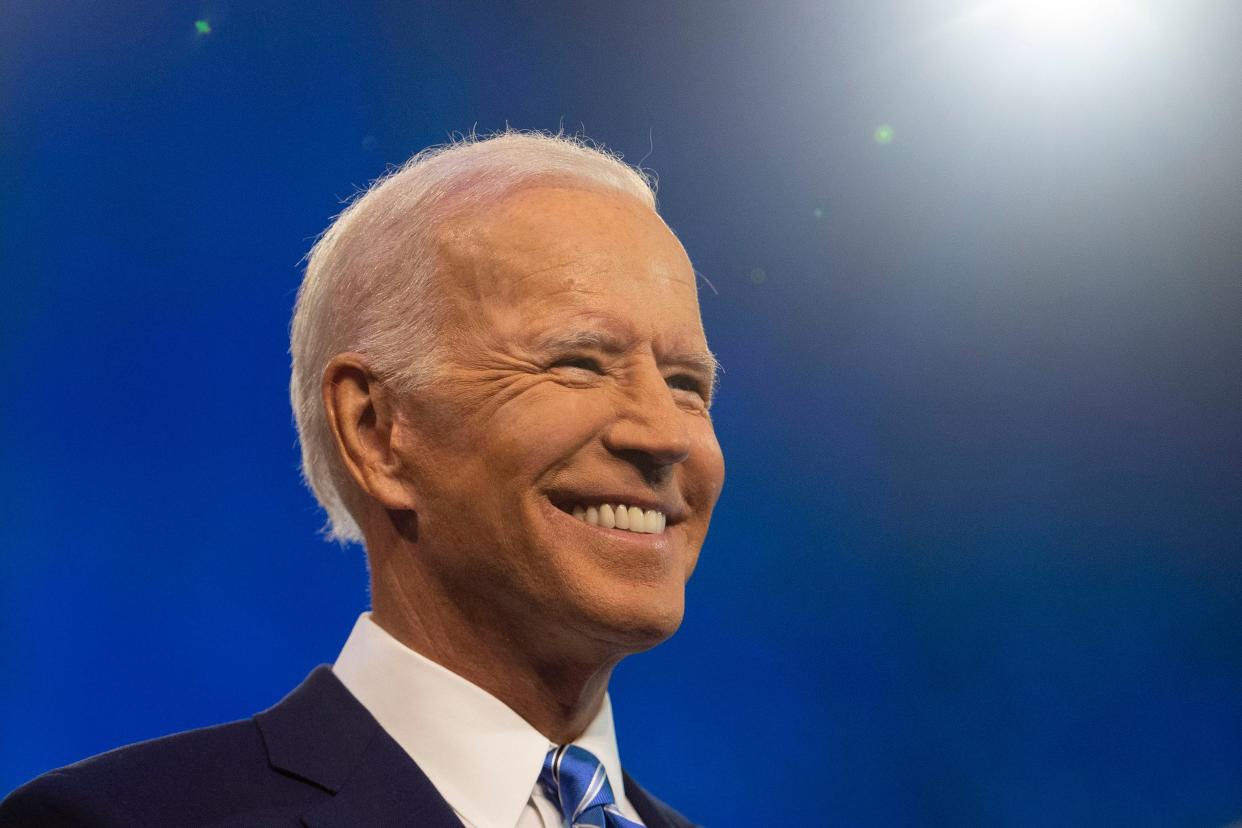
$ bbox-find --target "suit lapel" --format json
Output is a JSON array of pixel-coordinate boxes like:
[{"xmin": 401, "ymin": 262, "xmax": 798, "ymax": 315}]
[
  {"xmin": 624, "ymin": 771, "xmax": 689, "ymax": 828},
  {"xmin": 254, "ymin": 666, "xmax": 462, "ymax": 828},
  {"xmin": 298, "ymin": 731, "xmax": 463, "ymax": 828}
]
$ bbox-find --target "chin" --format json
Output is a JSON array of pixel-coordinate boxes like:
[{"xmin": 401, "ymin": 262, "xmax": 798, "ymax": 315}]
[{"xmin": 579, "ymin": 586, "xmax": 687, "ymax": 654}]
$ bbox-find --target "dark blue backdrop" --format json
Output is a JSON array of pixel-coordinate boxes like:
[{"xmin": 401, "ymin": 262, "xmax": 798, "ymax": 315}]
[{"xmin": 4, "ymin": 1, "xmax": 1241, "ymax": 824}]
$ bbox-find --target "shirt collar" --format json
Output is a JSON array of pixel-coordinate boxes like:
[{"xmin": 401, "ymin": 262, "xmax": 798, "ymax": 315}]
[{"xmin": 332, "ymin": 612, "xmax": 627, "ymax": 828}]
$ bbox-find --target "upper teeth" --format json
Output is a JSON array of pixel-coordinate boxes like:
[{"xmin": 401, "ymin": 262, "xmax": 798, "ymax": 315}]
[{"xmin": 570, "ymin": 503, "xmax": 666, "ymax": 534}]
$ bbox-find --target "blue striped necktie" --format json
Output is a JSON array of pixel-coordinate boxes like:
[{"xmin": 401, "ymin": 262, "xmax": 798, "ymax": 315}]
[{"xmin": 540, "ymin": 744, "xmax": 644, "ymax": 827}]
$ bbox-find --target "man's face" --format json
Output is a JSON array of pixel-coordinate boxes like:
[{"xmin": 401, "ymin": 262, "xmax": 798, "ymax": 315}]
[{"xmin": 389, "ymin": 185, "xmax": 725, "ymax": 656}]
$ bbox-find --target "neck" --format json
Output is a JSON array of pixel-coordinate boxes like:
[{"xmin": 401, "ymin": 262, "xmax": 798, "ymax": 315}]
[{"xmin": 366, "ymin": 534, "xmax": 623, "ymax": 744}]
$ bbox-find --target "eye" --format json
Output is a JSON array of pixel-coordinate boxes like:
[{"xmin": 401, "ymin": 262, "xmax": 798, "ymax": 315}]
[
  {"xmin": 551, "ymin": 356, "xmax": 604, "ymax": 373},
  {"xmin": 667, "ymin": 374, "xmax": 707, "ymax": 398}
]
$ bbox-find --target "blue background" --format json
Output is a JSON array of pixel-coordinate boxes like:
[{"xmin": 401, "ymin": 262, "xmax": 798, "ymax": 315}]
[{"xmin": 3, "ymin": 1, "xmax": 1241, "ymax": 824}]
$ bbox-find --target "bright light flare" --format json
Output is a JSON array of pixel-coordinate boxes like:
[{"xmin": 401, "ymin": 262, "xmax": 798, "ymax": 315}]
[
  {"xmin": 938, "ymin": 0, "xmax": 1161, "ymax": 91},
  {"xmin": 1009, "ymin": 0, "xmax": 1133, "ymax": 37}
]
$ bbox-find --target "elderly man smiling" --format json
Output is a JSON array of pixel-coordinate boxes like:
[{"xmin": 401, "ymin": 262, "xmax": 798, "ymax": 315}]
[{"xmin": 0, "ymin": 132, "xmax": 725, "ymax": 827}]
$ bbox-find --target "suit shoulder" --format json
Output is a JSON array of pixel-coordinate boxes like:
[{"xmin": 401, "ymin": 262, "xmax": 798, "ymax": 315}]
[
  {"xmin": 30, "ymin": 716, "xmax": 265, "ymax": 786},
  {"xmin": 0, "ymin": 766, "xmax": 139, "ymax": 828},
  {"xmin": 0, "ymin": 718, "xmax": 307, "ymax": 827}
]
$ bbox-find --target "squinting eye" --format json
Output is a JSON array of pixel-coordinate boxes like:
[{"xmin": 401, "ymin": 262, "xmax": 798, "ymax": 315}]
[
  {"xmin": 667, "ymin": 375, "xmax": 706, "ymax": 396},
  {"xmin": 553, "ymin": 356, "xmax": 603, "ymax": 373}
]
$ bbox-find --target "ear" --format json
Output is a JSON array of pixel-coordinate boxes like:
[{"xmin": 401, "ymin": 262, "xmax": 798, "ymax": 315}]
[{"xmin": 321, "ymin": 353, "xmax": 418, "ymax": 512}]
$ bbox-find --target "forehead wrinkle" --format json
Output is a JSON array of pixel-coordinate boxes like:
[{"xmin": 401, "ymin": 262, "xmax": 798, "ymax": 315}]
[
  {"xmin": 440, "ymin": 208, "xmax": 695, "ymax": 301},
  {"xmin": 507, "ymin": 257, "xmax": 597, "ymax": 292},
  {"xmin": 490, "ymin": 247, "xmax": 635, "ymax": 303},
  {"xmin": 487, "ymin": 216, "xmax": 694, "ymax": 293}
]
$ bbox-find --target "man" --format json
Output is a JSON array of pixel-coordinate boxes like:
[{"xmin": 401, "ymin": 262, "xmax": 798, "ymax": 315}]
[{"xmin": 0, "ymin": 131, "xmax": 725, "ymax": 827}]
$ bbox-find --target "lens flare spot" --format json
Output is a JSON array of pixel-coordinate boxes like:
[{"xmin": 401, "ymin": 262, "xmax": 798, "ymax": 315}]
[
  {"xmin": 873, "ymin": 124, "xmax": 895, "ymax": 145},
  {"xmin": 195, "ymin": 19, "xmax": 212, "ymax": 35}
]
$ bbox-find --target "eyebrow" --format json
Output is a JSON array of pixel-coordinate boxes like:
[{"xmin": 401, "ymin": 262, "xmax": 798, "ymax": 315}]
[
  {"xmin": 535, "ymin": 328, "xmax": 722, "ymax": 395},
  {"xmin": 534, "ymin": 328, "xmax": 624, "ymax": 353}
]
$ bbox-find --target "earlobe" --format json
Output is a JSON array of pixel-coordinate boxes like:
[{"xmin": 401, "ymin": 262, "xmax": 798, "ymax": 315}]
[{"xmin": 321, "ymin": 354, "xmax": 418, "ymax": 512}]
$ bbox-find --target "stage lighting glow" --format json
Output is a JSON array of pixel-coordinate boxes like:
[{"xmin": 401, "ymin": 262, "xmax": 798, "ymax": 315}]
[
  {"xmin": 1001, "ymin": 0, "xmax": 1150, "ymax": 44},
  {"xmin": 1011, "ymin": 0, "xmax": 1126, "ymax": 34},
  {"xmin": 943, "ymin": 0, "xmax": 1159, "ymax": 90}
]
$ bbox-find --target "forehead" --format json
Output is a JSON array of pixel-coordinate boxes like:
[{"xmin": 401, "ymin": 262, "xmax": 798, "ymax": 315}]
[{"xmin": 434, "ymin": 185, "xmax": 706, "ymax": 347}]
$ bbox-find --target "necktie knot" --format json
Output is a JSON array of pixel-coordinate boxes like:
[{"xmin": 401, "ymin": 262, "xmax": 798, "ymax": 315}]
[{"xmin": 540, "ymin": 745, "xmax": 642, "ymax": 827}]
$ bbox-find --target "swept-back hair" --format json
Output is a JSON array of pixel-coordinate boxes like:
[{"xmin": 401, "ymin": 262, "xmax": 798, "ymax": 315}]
[{"xmin": 289, "ymin": 131, "xmax": 658, "ymax": 544}]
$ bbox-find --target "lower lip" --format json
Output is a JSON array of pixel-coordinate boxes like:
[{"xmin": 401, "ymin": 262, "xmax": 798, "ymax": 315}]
[{"xmin": 541, "ymin": 498, "xmax": 675, "ymax": 551}]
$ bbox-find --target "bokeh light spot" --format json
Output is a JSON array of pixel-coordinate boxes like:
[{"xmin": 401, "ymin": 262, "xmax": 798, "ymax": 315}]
[
  {"xmin": 873, "ymin": 124, "xmax": 895, "ymax": 145},
  {"xmin": 749, "ymin": 268, "xmax": 767, "ymax": 284},
  {"xmin": 195, "ymin": 19, "xmax": 212, "ymax": 35},
  {"xmin": 812, "ymin": 207, "xmax": 825, "ymax": 220}
]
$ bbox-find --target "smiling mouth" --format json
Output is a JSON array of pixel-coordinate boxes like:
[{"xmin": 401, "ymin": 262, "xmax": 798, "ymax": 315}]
[{"xmin": 549, "ymin": 499, "xmax": 668, "ymax": 535}]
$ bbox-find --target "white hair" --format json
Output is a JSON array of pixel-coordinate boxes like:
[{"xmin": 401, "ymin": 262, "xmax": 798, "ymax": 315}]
[{"xmin": 289, "ymin": 130, "xmax": 659, "ymax": 545}]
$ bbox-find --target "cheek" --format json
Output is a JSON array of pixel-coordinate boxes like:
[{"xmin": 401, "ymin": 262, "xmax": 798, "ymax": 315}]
[{"xmin": 483, "ymin": 388, "xmax": 613, "ymax": 475}]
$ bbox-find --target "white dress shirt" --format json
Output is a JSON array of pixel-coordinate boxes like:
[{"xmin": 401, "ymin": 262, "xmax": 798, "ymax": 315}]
[{"xmin": 332, "ymin": 613, "xmax": 644, "ymax": 828}]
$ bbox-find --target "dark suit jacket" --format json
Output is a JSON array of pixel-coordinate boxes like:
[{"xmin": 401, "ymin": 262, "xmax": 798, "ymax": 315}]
[{"xmin": 0, "ymin": 666, "xmax": 698, "ymax": 828}]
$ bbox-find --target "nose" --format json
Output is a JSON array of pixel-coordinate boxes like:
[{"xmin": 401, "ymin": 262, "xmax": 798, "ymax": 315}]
[{"xmin": 602, "ymin": 362, "xmax": 692, "ymax": 472}]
